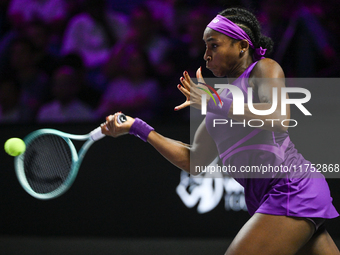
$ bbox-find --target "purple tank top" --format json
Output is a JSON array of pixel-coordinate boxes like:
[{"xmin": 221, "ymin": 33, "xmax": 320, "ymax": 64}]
[
  {"xmin": 205, "ymin": 61, "xmax": 294, "ymax": 181},
  {"xmin": 205, "ymin": 61, "xmax": 339, "ymax": 218}
]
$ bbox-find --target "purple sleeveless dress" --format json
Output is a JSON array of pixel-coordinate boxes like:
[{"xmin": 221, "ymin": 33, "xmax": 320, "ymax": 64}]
[{"xmin": 205, "ymin": 61, "xmax": 339, "ymax": 218}]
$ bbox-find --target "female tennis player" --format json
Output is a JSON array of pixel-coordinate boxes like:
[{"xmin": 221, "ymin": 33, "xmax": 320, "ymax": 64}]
[{"xmin": 102, "ymin": 8, "xmax": 339, "ymax": 255}]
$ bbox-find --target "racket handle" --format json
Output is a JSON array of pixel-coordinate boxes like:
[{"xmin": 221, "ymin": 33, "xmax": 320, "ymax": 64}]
[
  {"xmin": 90, "ymin": 114, "xmax": 127, "ymax": 141},
  {"xmin": 90, "ymin": 126, "xmax": 105, "ymax": 141}
]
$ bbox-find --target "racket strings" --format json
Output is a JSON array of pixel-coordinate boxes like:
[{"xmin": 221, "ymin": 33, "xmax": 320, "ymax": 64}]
[{"xmin": 24, "ymin": 134, "xmax": 73, "ymax": 194}]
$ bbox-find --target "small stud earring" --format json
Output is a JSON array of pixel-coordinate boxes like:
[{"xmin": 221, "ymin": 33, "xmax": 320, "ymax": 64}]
[{"xmin": 240, "ymin": 50, "xmax": 244, "ymax": 53}]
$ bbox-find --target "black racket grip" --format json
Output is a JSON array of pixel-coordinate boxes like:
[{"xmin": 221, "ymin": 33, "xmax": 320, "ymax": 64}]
[{"xmin": 117, "ymin": 113, "xmax": 127, "ymax": 124}]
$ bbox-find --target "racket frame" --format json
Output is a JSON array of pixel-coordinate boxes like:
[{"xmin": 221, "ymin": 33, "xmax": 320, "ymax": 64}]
[
  {"xmin": 14, "ymin": 113, "xmax": 126, "ymax": 200},
  {"xmin": 14, "ymin": 128, "xmax": 100, "ymax": 200}
]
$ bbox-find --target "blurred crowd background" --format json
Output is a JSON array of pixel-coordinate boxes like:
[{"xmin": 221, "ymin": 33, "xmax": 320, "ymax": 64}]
[{"xmin": 0, "ymin": 0, "xmax": 339, "ymax": 124}]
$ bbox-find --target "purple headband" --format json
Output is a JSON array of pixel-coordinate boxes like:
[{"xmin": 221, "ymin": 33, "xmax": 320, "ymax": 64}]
[{"xmin": 207, "ymin": 15, "xmax": 266, "ymax": 61}]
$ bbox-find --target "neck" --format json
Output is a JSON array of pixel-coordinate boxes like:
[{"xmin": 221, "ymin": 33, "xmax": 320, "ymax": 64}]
[{"xmin": 228, "ymin": 55, "xmax": 254, "ymax": 80}]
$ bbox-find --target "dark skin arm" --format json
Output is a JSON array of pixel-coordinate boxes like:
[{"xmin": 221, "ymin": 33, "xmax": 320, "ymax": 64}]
[{"xmin": 101, "ymin": 114, "xmax": 218, "ymax": 175}]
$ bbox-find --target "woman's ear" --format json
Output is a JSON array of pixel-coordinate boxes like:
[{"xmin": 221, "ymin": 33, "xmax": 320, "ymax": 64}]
[{"xmin": 239, "ymin": 39, "xmax": 250, "ymax": 53}]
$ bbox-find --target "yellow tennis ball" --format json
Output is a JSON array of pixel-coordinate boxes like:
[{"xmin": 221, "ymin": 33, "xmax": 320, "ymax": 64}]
[{"xmin": 4, "ymin": 138, "xmax": 26, "ymax": 156}]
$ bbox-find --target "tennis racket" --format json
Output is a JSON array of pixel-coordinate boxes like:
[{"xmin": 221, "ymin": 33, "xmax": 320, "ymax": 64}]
[{"xmin": 14, "ymin": 113, "xmax": 127, "ymax": 200}]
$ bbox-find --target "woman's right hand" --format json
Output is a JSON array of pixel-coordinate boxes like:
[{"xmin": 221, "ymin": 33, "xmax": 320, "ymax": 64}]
[{"xmin": 101, "ymin": 113, "xmax": 135, "ymax": 138}]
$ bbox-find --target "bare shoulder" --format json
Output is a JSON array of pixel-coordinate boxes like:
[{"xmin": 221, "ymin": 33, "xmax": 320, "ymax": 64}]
[
  {"xmin": 251, "ymin": 58, "xmax": 285, "ymax": 79},
  {"xmin": 249, "ymin": 58, "xmax": 286, "ymax": 92}
]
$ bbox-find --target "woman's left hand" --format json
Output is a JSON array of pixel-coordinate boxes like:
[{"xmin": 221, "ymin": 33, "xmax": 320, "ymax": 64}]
[{"xmin": 175, "ymin": 67, "xmax": 210, "ymax": 111}]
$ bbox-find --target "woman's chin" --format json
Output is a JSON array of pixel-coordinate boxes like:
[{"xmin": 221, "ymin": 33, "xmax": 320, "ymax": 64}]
[{"xmin": 212, "ymin": 70, "xmax": 225, "ymax": 77}]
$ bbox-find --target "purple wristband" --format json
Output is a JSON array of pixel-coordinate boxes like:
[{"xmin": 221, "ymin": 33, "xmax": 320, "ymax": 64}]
[
  {"xmin": 129, "ymin": 118, "xmax": 154, "ymax": 142},
  {"xmin": 207, "ymin": 94, "xmax": 232, "ymax": 117}
]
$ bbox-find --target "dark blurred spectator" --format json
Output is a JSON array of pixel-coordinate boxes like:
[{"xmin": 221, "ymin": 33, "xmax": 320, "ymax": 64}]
[
  {"xmin": 157, "ymin": 6, "xmax": 214, "ymax": 119},
  {"xmin": 0, "ymin": 0, "xmax": 68, "ymax": 77},
  {"xmin": 103, "ymin": 5, "xmax": 172, "ymax": 81},
  {"xmin": 7, "ymin": 0, "xmax": 68, "ymax": 30},
  {"xmin": 65, "ymin": 0, "xmax": 88, "ymax": 17},
  {"xmin": 259, "ymin": 0, "xmax": 337, "ymax": 77},
  {"xmin": 96, "ymin": 46, "xmax": 160, "ymax": 120},
  {"xmin": 7, "ymin": 0, "xmax": 69, "ymax": 47},
  {"xmin": 145, "ymin": 0, "xmax": 180, "ymax": 37},
  {"xmin": 61, "ymin": 0, "xmax": 128, "ymax": 70},
  {"xmin": 37, "ymin": 65, "xmax": 94, "ymax": 123},
  {"xmin": 8, "ymin": 37, "xmax": 49, "ymax": 120},
  {"xmin": 60, "ymin": 0, "xmax": 128, "ymax": 92},
  {"xmin": 308, "ymin": 0, "xmax": 340, "ymax": 76},
  {"xmin": 106, "ymin": 0, "xmax": 144, "ymax": 15},
  {"xmin": 0, "ymin": 75, "xmax": 32, "ymax": 123},
  {"xmin": 0, "ymin": 0, "xmax": 11, "ymax": 38},
  {"xmin": 59, "ymin": 53, "xmax": 101, "ymax": 109},
  {"xmin": 321, "ymin": 0, "xmax": 340, "ymax": 46},
  {"xmin": 174, "ymin": 6, "xmax": 214, "ymax": 77},
  {"xmin": 22, "ymin": 20, "xmax": 59, "ymax": 76},
  {"xmin": 0, "ymin": 76, "xmax": 20, "ymax": 123}
]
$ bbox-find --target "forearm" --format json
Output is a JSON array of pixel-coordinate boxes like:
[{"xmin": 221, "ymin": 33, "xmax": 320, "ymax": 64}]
[
  {"xmin": 102, "ymin": 114, "xmax": 213, "ymax": 174},
  {"xmin": 147, "ymin": 131, "xmax": 191, "ymax": 173},
  {"xmin": 146, "ymin": 119, "xmax": 219, "ymax": 175}
]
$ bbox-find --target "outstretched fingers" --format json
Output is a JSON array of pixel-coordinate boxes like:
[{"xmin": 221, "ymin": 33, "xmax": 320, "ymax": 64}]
[
  {"xmin": 174, "ymin": 101, "xmax": 190, "ymax": 111},
  {"xmin": 175, "ymin": 84, "xmax": 190, "ymax": 111},
  {"xmin": 180, "ymin": 76, "xmax": 190, "ymax": 91},
  {"xmin": 177, "ymin": 84, "xmax": 190, "ymax": 97},
  {"xmin": 175, "ymin": 69, "xmax": 208, "ymax": 111},
  {"xmin": 184, "ymin": 70, "xmax": 198, "ymax": 87}
]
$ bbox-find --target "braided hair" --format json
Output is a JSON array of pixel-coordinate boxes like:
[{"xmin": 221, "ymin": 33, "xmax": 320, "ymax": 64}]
[{"xmin": 219, "ymin": 8, "xmax": 273, "ymax": 57}]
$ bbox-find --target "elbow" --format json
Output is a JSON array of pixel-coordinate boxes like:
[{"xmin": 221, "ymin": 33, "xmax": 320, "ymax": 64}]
[
  {"xmin": 177, "ymin": 164, "xmax": 201, "ymax": 176},
  {"xmin": 189, "ymin": 171, "xmax": 200, "ymax": 176},
  {"xmin": 189, "ymin": 165, "xmax": 203, "ymax": 176}
]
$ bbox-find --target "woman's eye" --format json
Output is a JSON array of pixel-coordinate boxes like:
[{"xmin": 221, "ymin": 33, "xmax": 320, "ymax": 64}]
[{"xmin": 212, "ymin": 44, "xmax": 218, "ymax": 48}]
